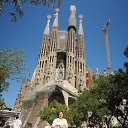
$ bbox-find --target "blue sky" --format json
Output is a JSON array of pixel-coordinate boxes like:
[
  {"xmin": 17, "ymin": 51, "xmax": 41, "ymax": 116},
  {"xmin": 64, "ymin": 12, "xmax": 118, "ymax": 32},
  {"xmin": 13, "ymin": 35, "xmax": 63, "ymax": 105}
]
[{"xmin": 0, "ymin": 0, "xmax": 128, "ymax": 108}]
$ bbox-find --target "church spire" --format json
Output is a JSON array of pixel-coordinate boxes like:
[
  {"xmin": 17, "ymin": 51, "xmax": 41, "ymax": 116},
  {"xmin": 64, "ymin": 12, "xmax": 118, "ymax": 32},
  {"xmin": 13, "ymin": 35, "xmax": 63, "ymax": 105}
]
[
  {"xmin": 44, "ymin": 14, "xmax": 51, "ymax": 35},
  {"xmin": 68, "ymin": 5, "xmax": 76, "ymax": 30},
  {"xmin": 53, "ymin": 8, "xmax": 59, "ymax": 28},
  {"xmin": 78, "ymin": 15, "xmax": 83, "ymax": 35}
]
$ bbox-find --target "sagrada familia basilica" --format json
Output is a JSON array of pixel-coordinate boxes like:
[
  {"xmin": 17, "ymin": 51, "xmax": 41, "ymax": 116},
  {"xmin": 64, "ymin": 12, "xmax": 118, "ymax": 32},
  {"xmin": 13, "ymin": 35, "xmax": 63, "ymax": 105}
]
[{"xmin": 14, "ymin": 5, "xmax": 93, "ymax": 128}]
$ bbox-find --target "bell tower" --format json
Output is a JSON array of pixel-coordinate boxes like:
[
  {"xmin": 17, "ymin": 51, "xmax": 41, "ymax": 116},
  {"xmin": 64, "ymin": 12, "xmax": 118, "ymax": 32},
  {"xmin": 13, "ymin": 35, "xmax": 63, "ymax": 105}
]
[
  {"xmin": 76, "ymin": 15, "xmax": 86, "ymax": 91},
  {"xmin": 66, "ymin": 5, "xmax": 76, "ymax": 87},
  {"xmin": 44, "ymin": 8, "xmax": 59, "ymax": 83}
]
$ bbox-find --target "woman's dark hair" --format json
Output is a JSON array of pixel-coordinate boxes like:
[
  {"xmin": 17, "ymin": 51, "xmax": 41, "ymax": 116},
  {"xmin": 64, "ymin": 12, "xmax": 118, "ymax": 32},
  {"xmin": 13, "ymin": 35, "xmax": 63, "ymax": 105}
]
[{"xmin": 57, "ymin": 111, "xmax": 64, "ymax": 117}]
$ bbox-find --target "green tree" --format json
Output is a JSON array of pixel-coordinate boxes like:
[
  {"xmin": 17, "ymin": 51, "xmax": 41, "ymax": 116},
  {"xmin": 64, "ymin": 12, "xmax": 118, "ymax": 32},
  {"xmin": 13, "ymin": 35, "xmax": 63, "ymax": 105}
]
[
  {"xmin": 40, "ymin": 100, "xmax": 71, "ymax": 125},
  {"xmin": 75, "ymin": 69, "xmax": 128, "ymax": 128},
  {"xmin": 93, "ymin": 70, "xmax": 128, "ymax": 128},
  {"xmin": 40, "ymin": 100, "xmax": 83, "ymax": 127},
  {"xmin": 76, "ymin": 89, "xmax": 109, "ymax": 127},
  {"xmin": 93, "ymin": 75, "xmax": 116, "ymax": 127},
  {"xmin": 0, "ymin": 0, "xmax": 62, "ymax": 22},
  {"xmin": 0, "ymin": 48, "xmax": 26, "ymax": 108},
  {"xmin": 68, "ymin": 103, "xmax": 84, "ymax": 127},
  {"xmin": 111, "ymin": 70, "xmax": 128, "ymax": 128},
  {"xmin": 124, "ymin": 46, "xmax": 128, "ymax": 75}
]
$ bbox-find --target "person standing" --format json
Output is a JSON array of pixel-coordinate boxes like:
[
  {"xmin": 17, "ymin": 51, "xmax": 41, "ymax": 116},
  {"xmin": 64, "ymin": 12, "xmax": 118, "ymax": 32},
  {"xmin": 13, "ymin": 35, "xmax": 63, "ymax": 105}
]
[
  {"xmin": 51, "ymin": 111, "xmax": 68, "ymax": 128},
  {"xmin": 13, "ymin": 115, "xmax": 22, "ymax": 128}
]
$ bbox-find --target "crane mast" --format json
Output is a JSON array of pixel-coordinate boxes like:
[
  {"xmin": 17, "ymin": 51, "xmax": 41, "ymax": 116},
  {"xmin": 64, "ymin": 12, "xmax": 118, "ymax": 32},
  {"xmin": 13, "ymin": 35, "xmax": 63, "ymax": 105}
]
[{"xmin": 102, "ymin": 19, "xmax": 111, "ymax": 74}]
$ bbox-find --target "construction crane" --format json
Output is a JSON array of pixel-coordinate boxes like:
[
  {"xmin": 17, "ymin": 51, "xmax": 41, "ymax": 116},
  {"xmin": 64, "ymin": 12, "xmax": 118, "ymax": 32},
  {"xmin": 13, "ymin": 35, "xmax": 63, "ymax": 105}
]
[{"xmin": 102, "ymin": 19, "xmax": 111, "ymax": 74}]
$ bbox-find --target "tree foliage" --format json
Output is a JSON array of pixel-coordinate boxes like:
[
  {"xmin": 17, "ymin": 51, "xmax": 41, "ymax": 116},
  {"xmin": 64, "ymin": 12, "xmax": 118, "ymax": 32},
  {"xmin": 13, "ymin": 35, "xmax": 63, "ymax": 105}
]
[
  {"xmin": 124, "ymin": 46, "xmax": 128, "ymax": 57},
  {"xmin": 124, "ymin": 46, "xmax": 128, "ymax": 74},
  {"xmin": 0, "ymin": 0, "xmax": 62, "ymax": 22},
  {"xmin": 0, "ymin": 48, "xmax": 26, "ymax": 108},
  {"xmin": 93, "ymin": 70, "xmax": 128, "ymax": 127},
  {"xmin": 68, "ymin": 103, "xmax": 84, "ymax": 127},
  {"xmin": 75, "ymin": 69, "xmax": 128, "ymax": 127},
  {"xmin": 40, "ymin": 100, "xmax": 69, "ymax": 124},
  {"xmin": 39, "ymin": 100, "xmax": 83, "ymax": 127},
  {"xmin": 76, "ymin": 89, "xmax": 109, "ymax": 127}
]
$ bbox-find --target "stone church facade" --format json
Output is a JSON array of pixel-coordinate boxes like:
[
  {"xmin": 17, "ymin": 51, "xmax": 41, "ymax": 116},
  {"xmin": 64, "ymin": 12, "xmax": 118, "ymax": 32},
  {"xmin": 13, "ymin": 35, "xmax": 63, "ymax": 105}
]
[{"xmin": 14, "ymin": 5, "xmax": 89, "ymax": 128}]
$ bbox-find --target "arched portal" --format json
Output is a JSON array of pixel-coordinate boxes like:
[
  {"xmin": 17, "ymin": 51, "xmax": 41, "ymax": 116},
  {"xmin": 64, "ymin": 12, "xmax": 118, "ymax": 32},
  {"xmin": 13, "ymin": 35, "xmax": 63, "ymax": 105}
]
[{"xmin": 48, "ymin": 88, "xmax": 65, "ymax": 105}]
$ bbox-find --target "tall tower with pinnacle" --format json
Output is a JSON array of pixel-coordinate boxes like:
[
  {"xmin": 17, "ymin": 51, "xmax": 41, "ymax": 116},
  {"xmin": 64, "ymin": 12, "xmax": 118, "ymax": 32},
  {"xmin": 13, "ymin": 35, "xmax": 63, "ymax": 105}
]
[
  {"xmin": 66, "ymin": 5, "xmax": 76, "ymax": 87},
  {"xmin": 14, "ymin": 5, "xmax": 87, "ymax": 128},
  {"xmin": 76, "ymin": 15, "xmax": 86, "ymax": 91}
]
